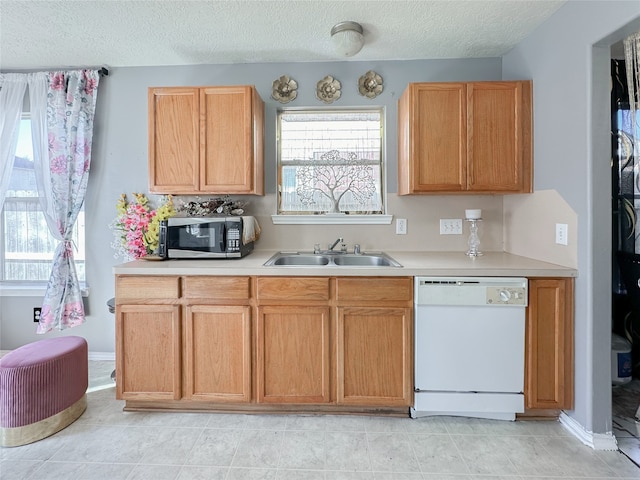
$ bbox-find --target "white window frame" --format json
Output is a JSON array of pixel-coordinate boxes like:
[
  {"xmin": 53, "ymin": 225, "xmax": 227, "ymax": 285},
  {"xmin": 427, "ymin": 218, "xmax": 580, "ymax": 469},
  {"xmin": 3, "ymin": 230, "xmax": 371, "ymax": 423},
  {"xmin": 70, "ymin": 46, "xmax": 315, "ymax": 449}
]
[
  {"xmin": 0, "ymin": 115, "xmax": 86, "ymax": 292},
  {"xmin": 272, "ymin": 107, "xmax": 392, "ymax": 225}
]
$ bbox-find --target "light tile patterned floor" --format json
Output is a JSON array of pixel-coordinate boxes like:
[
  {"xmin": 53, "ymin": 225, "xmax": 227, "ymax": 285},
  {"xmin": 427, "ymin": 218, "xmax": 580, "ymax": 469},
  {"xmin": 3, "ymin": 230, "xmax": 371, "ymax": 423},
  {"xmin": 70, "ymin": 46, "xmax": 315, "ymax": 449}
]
[
  {"xmin": 1, "ymin": 362, "xmax": 639, "ymax": 480},
  {"xmin": 613, "ymin": 379, "xmax": 640, "ymax": 466}
]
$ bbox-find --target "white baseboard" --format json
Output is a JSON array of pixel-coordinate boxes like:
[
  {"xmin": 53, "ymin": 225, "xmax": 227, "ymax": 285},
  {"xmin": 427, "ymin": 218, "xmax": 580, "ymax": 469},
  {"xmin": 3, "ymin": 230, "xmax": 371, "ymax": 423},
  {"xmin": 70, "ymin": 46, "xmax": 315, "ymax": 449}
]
[
  {"xmin": 88, "ymin": 351, "xmax": 115, "ymax": 361},
  {"xmin": 559, "ymin": 411, "xmax": 619, "ymax": 450}
]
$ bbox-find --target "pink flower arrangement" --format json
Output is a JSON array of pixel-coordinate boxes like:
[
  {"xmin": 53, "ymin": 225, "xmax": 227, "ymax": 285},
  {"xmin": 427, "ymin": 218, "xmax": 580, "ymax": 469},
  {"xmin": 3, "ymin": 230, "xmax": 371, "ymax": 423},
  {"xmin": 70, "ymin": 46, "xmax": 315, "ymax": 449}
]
[{"xmin": 110, "ymin": 193, "xmax": 175, "ymax": 261}]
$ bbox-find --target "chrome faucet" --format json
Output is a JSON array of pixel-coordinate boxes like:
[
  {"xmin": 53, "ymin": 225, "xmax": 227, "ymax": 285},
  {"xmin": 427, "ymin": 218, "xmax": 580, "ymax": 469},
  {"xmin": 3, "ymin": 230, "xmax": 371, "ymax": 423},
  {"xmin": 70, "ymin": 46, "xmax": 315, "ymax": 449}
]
[{"xmin": 328, "ymin": 237, "xmax": 343, "ymax": 252}]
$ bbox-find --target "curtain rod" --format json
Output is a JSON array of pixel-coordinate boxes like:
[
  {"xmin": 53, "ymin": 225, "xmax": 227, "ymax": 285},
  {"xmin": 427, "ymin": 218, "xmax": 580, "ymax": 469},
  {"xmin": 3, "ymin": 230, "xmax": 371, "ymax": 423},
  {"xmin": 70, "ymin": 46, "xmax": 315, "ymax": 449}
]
[{"xmin": 98, "ymin": 67, "xmax": 109, "ymax": 77}]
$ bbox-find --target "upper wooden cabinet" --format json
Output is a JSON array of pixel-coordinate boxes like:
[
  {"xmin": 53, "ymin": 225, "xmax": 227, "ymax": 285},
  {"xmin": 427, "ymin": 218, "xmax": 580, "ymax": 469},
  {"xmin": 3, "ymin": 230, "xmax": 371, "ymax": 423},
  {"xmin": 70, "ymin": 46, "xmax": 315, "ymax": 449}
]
[
  {"xmin": 148, "ymin": 85, "xmax": 264, "ymax": 195},
  {"xmin": 398, "ymin": 80, "xmax": 532, "ymax": 194}
]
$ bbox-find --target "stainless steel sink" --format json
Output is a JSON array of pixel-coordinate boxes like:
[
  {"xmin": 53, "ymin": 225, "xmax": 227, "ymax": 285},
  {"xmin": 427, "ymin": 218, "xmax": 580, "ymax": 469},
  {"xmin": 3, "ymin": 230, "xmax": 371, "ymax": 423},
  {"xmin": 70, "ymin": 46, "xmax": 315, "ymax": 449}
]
[
  {"xmin": 269, "ymin": 254, "xmax": 331, "ymax": 266},
  {"xmin": 264, "ymin": 252, "xmax": 402, "ymax": 267},
  {"xmin": 333, "ymin": 254, "xmax": 402, "ymax": 267}
]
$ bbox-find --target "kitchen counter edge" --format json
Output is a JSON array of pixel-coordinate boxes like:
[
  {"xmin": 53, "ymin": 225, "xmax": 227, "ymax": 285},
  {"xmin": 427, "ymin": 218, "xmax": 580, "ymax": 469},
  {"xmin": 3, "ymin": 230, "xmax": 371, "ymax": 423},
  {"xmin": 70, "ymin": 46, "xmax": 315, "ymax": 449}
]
[{"xmin": 112, "ymin": 251, "xmax": 577, "ymax": 278}]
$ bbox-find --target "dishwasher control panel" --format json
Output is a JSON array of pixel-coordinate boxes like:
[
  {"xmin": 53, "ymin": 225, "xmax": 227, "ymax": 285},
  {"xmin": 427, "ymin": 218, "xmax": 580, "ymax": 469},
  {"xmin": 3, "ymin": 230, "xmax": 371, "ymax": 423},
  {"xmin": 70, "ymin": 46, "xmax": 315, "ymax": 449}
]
[
  {"xmin": 415, "ymin": 277, "xmax": 528, "ymax": 306},
  {"xmin": 486, "ymin": 286, "xmax": 527, "ymax": 305}
]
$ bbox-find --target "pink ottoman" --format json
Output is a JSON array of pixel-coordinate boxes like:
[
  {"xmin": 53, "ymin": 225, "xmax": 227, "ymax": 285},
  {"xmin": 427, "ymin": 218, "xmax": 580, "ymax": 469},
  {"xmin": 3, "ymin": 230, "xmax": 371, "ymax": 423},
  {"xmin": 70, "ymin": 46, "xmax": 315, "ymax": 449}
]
[{"xmin": 0, "ymin": 336, "xmax": 88, "ymax": 447}]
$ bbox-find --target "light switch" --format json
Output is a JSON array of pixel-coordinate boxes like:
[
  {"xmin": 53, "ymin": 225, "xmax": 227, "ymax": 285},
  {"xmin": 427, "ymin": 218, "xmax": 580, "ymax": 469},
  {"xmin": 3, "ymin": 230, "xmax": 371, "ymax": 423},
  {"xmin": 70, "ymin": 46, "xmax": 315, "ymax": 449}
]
[
  {"xmin": 556, "ymin": 223, "xmax": 568, "ymax": 245},
  {"xmin": 396, "ymin": 218, "xmax": 407, "ymax": 235}
]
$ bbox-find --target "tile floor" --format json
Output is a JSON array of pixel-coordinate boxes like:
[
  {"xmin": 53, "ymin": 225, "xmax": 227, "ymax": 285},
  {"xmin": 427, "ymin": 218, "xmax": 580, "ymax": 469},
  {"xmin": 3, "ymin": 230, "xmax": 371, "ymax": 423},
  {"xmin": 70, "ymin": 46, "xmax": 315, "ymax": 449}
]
[
  {"xmin": 613, "ymin": 379, "xmax": 640, "ymax": 467},
  {"xmin": 1, "ymin": 361, "xmax": 639, "ymax": 480}
]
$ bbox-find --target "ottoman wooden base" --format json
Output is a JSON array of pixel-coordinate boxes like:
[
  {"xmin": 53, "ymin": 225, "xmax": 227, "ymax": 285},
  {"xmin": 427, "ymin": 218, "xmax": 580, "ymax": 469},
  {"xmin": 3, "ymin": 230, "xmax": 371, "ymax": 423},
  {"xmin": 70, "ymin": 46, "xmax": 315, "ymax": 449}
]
[{"xmin": 1, "ymin": 394, "xmax": 86, "ymax": 447}]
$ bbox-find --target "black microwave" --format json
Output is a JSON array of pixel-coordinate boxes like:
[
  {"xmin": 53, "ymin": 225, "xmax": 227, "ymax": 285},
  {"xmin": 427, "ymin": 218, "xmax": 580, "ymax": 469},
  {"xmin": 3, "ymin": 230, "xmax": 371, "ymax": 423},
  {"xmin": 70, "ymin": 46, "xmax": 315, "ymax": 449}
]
[{"xmin": 158, "ymin": 216, "xmax": 255, "ymax": 259}]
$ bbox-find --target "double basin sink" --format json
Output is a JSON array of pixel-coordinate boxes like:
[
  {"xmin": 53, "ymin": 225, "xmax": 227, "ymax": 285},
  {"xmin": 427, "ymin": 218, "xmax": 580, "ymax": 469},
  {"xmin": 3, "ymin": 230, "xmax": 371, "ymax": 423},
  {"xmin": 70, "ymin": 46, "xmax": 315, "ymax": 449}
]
[{"xmin": 264, "ymin": 251, "xmax": 402, "ymax": 268}]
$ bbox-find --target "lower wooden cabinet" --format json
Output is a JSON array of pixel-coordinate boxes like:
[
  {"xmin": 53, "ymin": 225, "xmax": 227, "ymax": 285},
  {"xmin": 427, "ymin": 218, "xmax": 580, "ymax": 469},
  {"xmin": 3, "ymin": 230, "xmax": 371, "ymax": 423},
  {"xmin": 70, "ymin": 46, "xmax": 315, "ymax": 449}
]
[
  {"xmin": 183, "ymin": 305, "xmax": 251, "ymax": 402},
  {"xmin": 114, "ymin": 274, "xmax": 572, "ymax": 415},
  {"xmin": 335, "ymin": 277, "xmax": 413, "ymax": 407},
  {"xmin": 525, "ymin": 277, "xmax": 574, "ymax": 410},
  {"xmin": 337, "ymin": 307, "xmax": 412, "ymax": 406},
  {"xmin": 116, "ymin": 304, "xmax": 182, "ymax": 401},
  {"xmin": 115, "ymin": 275, "xmax": 413, "ymax": 410},
  {"xmin": 256, "ymin": 306, "xmax": 331, "ymax": 403}
]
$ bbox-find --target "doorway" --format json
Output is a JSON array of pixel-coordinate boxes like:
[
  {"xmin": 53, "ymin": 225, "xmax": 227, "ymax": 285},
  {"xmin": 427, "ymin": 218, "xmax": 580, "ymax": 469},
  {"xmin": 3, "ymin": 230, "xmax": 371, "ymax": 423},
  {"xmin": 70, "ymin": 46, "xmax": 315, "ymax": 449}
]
[{"xmin": 611, "ymin": 46, "xmax": 640, "ymax": 466}]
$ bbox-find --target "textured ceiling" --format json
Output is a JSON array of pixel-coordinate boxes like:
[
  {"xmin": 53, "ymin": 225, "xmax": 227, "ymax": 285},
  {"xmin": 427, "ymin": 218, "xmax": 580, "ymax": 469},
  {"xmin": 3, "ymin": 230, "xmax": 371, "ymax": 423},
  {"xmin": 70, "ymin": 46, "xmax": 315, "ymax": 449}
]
[{"xmin": 0, "ymin": 0, "xmax": 566, "ymax": 70}]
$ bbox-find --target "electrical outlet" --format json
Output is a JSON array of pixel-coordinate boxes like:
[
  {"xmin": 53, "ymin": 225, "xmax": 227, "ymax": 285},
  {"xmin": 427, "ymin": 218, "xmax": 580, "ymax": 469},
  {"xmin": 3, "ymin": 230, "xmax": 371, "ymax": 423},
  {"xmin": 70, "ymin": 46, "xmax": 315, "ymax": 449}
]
[
  {"xmin": 33, "ymin": 307, "xmax": 41, "ymax": 323},
  {"xmin": 556, "ymin": 223, "xmax": 568, "ymax": 245},
  {"xmin": 440, "ymin": 219, "xmax": 463, "ymax": 235},
  {"xmin": 396, "ymin": 218, "xmax": 407, "ymax": 235}
]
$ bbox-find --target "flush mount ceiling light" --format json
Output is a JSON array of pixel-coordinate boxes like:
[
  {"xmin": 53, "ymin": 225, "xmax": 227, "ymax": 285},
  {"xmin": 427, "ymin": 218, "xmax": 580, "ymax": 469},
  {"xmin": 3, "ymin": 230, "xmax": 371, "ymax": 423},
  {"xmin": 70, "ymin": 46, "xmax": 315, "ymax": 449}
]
[{"xmin": 331, "ymin": 21, "xmax": 364, "ymax": 57}]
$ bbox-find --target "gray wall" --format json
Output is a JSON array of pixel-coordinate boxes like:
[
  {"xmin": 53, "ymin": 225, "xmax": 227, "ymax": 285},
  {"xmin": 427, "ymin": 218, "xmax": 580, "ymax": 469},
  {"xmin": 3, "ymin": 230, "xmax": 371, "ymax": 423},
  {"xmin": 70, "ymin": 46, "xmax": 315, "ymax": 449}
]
[
  {"xmin": 4, "ymin": 1, "xmax": 638, "ymax": 439},
  {"xmin": 1, "ymin": 57, "xmax": 502, "ymax": 352},
  {"xmin": 502, "ymin": 0, "xmax": 640, "ymax": 434}
]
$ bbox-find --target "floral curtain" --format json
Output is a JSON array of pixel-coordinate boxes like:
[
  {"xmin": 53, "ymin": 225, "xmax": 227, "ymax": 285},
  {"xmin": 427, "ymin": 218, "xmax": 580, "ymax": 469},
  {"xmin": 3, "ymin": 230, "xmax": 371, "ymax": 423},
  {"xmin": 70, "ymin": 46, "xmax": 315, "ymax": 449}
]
[
  {"xmin": 0, "ymin": 74, "xmax": 27, "ymax": 211},
  {"xmin": 28, "ymin": 70, "xmax": 100, "ymax": 333}
]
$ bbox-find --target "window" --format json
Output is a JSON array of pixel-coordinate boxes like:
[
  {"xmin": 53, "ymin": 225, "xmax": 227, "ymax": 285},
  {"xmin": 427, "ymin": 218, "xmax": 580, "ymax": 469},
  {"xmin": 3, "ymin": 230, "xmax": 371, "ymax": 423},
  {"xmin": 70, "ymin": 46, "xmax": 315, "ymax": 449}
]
[
  {"xmin": 1, "ymin": 117, "xmax": 85, "ymax": 282},
  {"xmin": 277, "ymin": 108, "xmax": 384, "ymax": 217}
]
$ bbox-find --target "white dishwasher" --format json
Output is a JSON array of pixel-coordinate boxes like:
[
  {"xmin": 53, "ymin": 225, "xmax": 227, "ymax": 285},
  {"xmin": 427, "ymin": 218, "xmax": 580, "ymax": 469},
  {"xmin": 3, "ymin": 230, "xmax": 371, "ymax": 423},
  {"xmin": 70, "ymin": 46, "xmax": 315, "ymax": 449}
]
[{"xmin": 411, "ymin": 276, "xmax": 528, "ymax": 421}]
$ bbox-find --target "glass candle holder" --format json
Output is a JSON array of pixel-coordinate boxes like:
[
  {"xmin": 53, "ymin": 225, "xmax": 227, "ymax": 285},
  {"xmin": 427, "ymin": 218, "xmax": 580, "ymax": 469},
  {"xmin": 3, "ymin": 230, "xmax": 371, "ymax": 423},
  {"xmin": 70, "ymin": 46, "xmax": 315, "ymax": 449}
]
[{"xmin": 465, "ymin": 218, "xmax": 483, "ymax": 257}]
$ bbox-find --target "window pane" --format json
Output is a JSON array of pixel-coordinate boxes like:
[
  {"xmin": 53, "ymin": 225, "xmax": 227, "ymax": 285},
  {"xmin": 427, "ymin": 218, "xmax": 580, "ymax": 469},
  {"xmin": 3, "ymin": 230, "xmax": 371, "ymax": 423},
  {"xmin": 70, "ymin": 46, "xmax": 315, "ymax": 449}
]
[
  {"xmin": 278, "ymin": 109, "xmax": 384, "ymax": 214},
  {"xmin": 2, "ymin": 118, "xmax": 85, "ymax": 282}
]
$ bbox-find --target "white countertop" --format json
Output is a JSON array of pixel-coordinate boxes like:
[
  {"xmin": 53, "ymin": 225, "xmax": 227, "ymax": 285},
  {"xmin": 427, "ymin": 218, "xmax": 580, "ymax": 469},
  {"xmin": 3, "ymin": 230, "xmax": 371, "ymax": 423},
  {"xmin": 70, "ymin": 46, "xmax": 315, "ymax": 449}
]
[{"xmin": 112, "ymin": 250, "xmax": 576, "ymax": 278}]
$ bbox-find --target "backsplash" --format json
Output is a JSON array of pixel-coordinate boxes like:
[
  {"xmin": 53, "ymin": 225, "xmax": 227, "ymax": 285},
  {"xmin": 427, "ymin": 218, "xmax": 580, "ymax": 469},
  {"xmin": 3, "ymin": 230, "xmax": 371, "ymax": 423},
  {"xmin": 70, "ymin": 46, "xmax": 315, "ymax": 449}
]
[{"xmin": 250, "ymin": 193, "xmax": 505, "ymax": 253}]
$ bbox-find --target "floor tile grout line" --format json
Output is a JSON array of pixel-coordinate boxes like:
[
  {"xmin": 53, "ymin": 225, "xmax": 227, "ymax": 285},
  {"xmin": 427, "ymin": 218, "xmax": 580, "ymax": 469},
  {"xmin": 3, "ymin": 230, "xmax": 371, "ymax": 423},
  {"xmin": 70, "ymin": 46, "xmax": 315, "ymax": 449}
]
[
  {"xmin": 223, "ymin": 426, "xmax": 244, "ymax": 480},
  {"xmin": 272, "ymin": 425, "xmax": 287, "ymax": 474},
  {"xmin": 529, "ymin": 433, "xmax": 578, "ymax": 477},
  {"xmin": 10, "ymin": 361, "xmax": 640, "ymax": 479},
  {"xmin": 500, "ymin": 434, "xmax": 527, "ymax": 478},
  {"xmin": 447, "ymin": 431, "xmax": 476, "ymax": 476},
  {"xmin": 364, "ymin": 424, "xmax": 377, "ymax": 475},
  {"xmin": 404, "ymin": 422, "xmax": 428, "ymax": 476},
  {"xmin": 533, "ymin": 432, "xmax": 621, "ymax": 477}
]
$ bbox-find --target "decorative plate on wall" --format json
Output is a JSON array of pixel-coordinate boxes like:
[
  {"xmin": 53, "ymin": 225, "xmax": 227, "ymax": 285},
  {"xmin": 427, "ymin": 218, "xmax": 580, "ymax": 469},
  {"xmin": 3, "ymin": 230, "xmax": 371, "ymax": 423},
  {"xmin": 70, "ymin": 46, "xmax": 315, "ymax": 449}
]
[
  {"xmin": 358, "ymin": 70, "xmax": 383, "ymax": 99},
  {"xmin": 271, "ymin": 75, "xmax": 298, "ymax": 104},
  {"xmin": 316, "ymin": 75, "xmax": 341, "ymax": 104}
]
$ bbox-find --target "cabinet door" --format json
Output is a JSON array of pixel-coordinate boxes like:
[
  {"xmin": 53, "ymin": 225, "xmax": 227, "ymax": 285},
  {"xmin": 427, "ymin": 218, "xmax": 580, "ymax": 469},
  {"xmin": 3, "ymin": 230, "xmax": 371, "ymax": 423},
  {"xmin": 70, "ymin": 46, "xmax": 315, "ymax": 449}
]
[
  {"xmin": 256, "ymin": 306, "xmax": 331, "ymax": 403},
  {"xmin": 398, "ymin": 83, "xmax": 467, "ymax": 194},
  {"xmin": 201, "ymin": 86, "xmax": 264, "ymax": 194},
  {"xmin": 148, "ymin": 88, "xmax": 200, "ymax": 194},
  {"xmin": 525, "ymin": 278, "xmax": 574, "ymax": 410},
  {"xmin": 467, "ymin": 81, "xmax": 532, "ymax": 193},
  {"xmin": 184, "ymin": 305, "xmax": 251, "ymax": 402},
  {"xmin": 337, "ymin": 307, "xmax": 412, "ymax": 406},
  {"xmin": 116, "ymin": 304, "xmax": 181, "ymax": 401}
]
